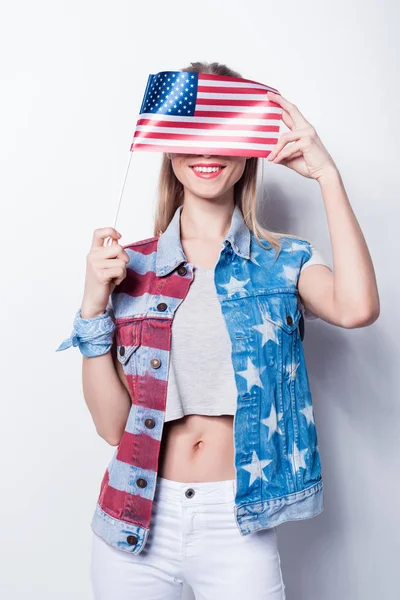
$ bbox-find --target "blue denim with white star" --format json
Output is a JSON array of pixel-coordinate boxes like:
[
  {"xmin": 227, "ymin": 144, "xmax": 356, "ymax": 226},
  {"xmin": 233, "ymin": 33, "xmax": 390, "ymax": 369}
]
[{"xmin": 192, "ymin": 205, "xmax": 326, "ymax": 532}]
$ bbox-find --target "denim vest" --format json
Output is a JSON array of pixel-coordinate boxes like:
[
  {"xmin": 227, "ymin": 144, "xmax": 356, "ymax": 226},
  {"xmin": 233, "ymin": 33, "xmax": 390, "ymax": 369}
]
[{"xmin": 91, "ymin": 203, "xmax": 325, "ymax": 554}]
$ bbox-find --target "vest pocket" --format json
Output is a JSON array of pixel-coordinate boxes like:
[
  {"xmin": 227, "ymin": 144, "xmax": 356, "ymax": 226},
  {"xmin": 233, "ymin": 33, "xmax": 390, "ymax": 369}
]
[
  {"xmin": 256, "ymin": 292, "xmax": 302, "ymax": 335},
  {"xmin": 115, "ymin": 318, "xmax": 142, "ymax": 366}
]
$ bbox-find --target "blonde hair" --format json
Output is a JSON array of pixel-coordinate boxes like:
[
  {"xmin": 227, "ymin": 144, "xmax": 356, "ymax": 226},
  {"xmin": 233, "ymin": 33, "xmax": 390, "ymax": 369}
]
[{"xmin": 153, "ymin": 61, "xmax": 304, "ymax": 258}]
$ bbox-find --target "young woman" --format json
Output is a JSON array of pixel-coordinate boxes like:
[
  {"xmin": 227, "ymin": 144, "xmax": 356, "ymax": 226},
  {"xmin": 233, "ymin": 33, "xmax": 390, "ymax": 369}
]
[{"xmin": 57, "ymin": 62, "xmax": 379, "ymax": 599}]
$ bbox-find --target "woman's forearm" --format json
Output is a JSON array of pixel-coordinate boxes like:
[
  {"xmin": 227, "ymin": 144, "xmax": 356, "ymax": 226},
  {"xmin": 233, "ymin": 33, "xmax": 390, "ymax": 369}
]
[
  {"xmin": 82, "ymin": 350, "xmax": 131, "ymax": 445},
  {"xmin": 318, "ymin": 168, "xmax": 380, "ymax": 325}
]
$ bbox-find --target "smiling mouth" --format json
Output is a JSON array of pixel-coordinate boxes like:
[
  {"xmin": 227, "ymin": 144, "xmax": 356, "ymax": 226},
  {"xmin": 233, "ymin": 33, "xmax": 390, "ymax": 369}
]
[{"xmin": 189, "ymin": 165, "xmax": 226, "ymax": 179}]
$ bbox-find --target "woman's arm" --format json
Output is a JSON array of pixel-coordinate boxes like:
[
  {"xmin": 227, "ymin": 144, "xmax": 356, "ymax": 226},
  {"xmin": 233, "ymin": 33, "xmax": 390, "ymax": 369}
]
[
  {"xmin": 82, "ymin": 336, "xmax": 132, "ymax": 446},
  {"xmin": 298, "ymin": 168, "xmax": 380, "ymax": 328},
  {"xmin": 265, "ymin": 91, "xmax": 380, "ymax": 329},
  {"xmin": 75, "ymin": 228, "xmax": 132, "ymax": 445}
]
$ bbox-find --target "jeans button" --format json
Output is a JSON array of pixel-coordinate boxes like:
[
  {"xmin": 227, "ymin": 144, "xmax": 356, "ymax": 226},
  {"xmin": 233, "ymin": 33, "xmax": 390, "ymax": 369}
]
[
  {"xmin": 177, "ymin": 265, "xmax": 187, "ymax": 276},
  {"xmin": 185, "ymin": 488, "xmax": 195, "ymax": 498},
  {"xmin": 126, "ymin": 534, "xmax": 138, "ymax": 545},
  {"xmin": 150, "ymin": 358, "xmax": 161, "ymax": 369}
]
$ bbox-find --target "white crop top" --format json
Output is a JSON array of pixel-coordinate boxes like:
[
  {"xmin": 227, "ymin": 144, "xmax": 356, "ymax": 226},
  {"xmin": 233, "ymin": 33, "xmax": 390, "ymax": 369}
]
[{"xmin": 164, "ymin": 243, "xmax": 332, "ymax": 423}]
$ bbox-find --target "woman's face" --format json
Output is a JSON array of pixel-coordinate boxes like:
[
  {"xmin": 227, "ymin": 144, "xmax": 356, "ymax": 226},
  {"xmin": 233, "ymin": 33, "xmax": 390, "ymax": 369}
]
[{"xmin": 169, "ymin": 153, "xmax": 247, "ymax": 200}]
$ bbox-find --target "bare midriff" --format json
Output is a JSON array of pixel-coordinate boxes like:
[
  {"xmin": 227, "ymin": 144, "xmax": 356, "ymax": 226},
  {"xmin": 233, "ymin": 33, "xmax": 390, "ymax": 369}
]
[
  {"xmin": 158, "ymin": 414, "xmax": 236, "ymax": 482},
  {"xmin": 114, "ymin": 352, "xmax": 236, "ymax": 482}
]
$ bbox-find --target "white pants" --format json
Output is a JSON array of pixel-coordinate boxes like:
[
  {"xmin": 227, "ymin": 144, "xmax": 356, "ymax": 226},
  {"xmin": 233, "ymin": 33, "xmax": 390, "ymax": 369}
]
[{"xmin": 90, "ymin": 476, "xmax": 286, "ymax": 599}]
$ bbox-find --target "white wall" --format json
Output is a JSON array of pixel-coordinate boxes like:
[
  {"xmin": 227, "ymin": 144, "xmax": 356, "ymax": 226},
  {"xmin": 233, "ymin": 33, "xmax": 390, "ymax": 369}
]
[{"xmin": 1, "ymin": 1, "xmax": 398, "ymax": 598}]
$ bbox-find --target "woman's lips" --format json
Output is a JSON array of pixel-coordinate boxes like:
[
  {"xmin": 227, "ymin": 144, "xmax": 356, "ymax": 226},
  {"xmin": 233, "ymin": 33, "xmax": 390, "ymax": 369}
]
[{"xmin": 190, "ymin": 166, "xmax": 226, "ymax": 179}]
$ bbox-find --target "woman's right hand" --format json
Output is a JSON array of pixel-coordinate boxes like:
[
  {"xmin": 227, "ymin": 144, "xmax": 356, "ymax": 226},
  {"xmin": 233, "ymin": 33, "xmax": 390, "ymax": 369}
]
[{"xmin": 80, "ymin": 227, "xmax": 130, "ymax": 319}]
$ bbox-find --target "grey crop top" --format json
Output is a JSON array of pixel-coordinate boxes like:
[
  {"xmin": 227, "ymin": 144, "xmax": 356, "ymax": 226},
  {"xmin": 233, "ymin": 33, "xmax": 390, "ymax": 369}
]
[{"xmin": 164, "ymin": 243, "xmax": 332, "ymax": 423}]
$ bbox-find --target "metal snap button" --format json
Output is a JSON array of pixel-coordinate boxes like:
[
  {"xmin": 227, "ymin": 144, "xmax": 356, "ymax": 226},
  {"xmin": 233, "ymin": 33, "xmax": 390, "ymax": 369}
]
[
  {"xmin": 157, "ymin": 302, "xmax": 168, "ymax": 311},
  {"xmin": 177, "ymin": 265, "xmax": 187, "ymax": 276},
  {"xmin": 185, "ymin": 488, "xmax": 195, "ymax": 498},
  {"xmin": 144, "ymin": 418, "xmax": 155, "ymax": 429},
  {"xmin": 126, "ymin": 534, "xmax": 138, "ymax": 545},
  {"xmin": 137, "ymin": 478, "xmax": 147, "ymax": 488},
  {"xmin": 150, "ymin": 357, "xmax": 161, "ymax": 369},
  {"xmin": 119, "ymin": 346, "xmax": 125, "ymax": 356},
  {"xmin": 286, "ymin": 315, "xmax": 293, "ymax": 326}
]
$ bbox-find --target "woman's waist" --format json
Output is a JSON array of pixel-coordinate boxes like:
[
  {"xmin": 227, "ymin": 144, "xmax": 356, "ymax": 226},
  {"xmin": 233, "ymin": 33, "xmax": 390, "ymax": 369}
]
[{"xmin": 158, "ymin": 414, "xmax": 235, "ymax": 482}]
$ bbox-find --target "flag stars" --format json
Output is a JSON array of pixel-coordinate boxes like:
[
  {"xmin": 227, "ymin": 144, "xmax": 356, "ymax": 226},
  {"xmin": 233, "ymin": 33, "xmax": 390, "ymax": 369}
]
[
  {"xmin": 288, "ymin": 442, "xmax": 308, "ymax": 474},
  {"xmin": 300, "ymin": 404, "xmax": 315, "ymax": 426},
  {"xmin": 252, "ymin": 319, "xmax": 279, "ymax": 347},
  {"xmin": 261, "ymin": 403, "xmax": 283, "ymax": 441},
  {"xmin": 219, "ymin": 275, "xmax": 250, "ymax": 294},
  {"xmin": 282, "ymin": 265, "xmax": 297, "ymax": 284},
  {"xmin": 285, "ymin": 361, "xmax": 300, "ymax": 381},
  {"xmin": 242, "ymin": 451, "xmax": 272, "ymax": 486},
  {"xmin": 237, "ymin": 357, "xmax": 265, "ymax": 393}
]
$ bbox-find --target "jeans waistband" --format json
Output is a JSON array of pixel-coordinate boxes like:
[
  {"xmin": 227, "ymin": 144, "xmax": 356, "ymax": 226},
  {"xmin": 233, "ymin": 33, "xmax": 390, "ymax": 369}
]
[{"xmin": 154, "ymin": 476, "xmax": 236, "ymax": 504}]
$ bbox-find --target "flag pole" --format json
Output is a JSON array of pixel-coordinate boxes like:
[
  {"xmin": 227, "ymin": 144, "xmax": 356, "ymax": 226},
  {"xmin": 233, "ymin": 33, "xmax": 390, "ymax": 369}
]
[{"xmin": 106, "ymin": 147, "xmax": 134, "ymax": 246}]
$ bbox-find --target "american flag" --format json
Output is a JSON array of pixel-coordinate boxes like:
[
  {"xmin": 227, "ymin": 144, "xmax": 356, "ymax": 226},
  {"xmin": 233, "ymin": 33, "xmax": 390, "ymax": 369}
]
[{"xmin": 130, "ymin": 71, "xmax": 282, "ymax": 158}]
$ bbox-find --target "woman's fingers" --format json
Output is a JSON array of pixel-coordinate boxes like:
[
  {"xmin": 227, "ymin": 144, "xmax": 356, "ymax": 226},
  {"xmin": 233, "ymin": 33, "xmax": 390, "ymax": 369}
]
[
  {"xmin": 272, "ymin": 140, "xmax": 303, "ymax": 163},
  {"xmin": 95, "ymin": 258, "xmax": 128, "ymax": 270},
  {"xmin": 267, "ymin": 92, "xmax": 310, "ymax": 129},
  {"xmin": 90, "ymin": 227, "xmax": 122, "ymax": 250},
  {"xmin": 87, "ymin": 240, "xmax": 130, "ymax": 267},
  {"xmin": 268, "ymin": 130, "xmax": 300, "ymax": 161}
]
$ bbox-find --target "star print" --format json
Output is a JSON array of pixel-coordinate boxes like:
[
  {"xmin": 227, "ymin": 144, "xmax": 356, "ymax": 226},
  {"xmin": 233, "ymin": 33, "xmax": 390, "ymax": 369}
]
[
  {"xmin": 241, "ymin": 450, "xmax": 272, "ymax": 485},
  {"xmin": 219, "ymin": 275, "xmax": 250, "ymax": 294},
  {"xmin": 282, "ymin": 265, "xmax": 298, "ymax": 283},
  {"xmin": 300, "ymin": 404, "xmax": 315, "ymax": 426},
  {"xmin": 282, "ymin": 242, "xmax": 305, "ymax": 253},
  {"xmin": 237, "ymin": 357, "xmax": 265, "ymax": 393},
  {"xmin": 261, "ymin": 403, "xmax": 283, "ymax": 440},
  {"xmin": 252, "ymin": 319, "xmax": 279, "ymax": 346},
  {"xmin": 288, "ymin": 442, "xmax": 308, "ymax": 473},
  {"xmin": 284, "ymin": 361, "xmax": 300, "ymax": 381},
  {"xmin": 249, "ymin": 251, "xmax": 261, "ymax": 266}
]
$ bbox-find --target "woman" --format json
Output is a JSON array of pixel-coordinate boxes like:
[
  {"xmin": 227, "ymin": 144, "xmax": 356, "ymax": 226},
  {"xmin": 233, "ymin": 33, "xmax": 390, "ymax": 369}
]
[{"xmin": 57, "ymin": 62, "xmax": 379, "ymax": 599}]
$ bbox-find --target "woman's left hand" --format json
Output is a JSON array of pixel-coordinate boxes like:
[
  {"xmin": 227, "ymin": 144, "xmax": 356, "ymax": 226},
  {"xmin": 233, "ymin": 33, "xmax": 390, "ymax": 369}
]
[{"xmin": 266, "ymin": 91, "xmax": 338, "ymax": 182}]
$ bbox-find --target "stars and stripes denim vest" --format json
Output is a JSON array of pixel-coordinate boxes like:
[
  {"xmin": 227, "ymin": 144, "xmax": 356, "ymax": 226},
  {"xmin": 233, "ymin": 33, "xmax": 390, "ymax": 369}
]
[{"xmin": 91, "ymin": 203, "xmax": 325, "ymax": 554}]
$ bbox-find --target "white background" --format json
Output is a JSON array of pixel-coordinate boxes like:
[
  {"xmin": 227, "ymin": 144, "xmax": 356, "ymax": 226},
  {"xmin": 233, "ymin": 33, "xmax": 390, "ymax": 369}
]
[{"xmin": 1, "ymin": 1, "xmax": 399, "ymax": 598}]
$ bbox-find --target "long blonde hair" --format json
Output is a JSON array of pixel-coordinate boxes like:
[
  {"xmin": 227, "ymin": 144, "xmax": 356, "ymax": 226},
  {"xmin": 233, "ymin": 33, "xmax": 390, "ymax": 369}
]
[{"xmin": 153, "ymin": 61, "xmax": 304, "ymax": 257}]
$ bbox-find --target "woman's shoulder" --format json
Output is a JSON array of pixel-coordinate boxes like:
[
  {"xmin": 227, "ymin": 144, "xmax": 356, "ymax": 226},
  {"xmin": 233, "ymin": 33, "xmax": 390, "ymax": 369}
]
[{"xmin": 277, "ymin": 235, "xmax": 332, "ymax": 270}]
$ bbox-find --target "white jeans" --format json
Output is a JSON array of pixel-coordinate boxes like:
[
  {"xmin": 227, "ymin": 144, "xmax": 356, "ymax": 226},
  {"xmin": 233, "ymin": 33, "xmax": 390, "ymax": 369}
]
[{"xmin": 90, "ymin": 476, "xmax": 286, "ymax": 599}]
